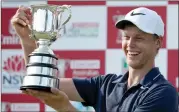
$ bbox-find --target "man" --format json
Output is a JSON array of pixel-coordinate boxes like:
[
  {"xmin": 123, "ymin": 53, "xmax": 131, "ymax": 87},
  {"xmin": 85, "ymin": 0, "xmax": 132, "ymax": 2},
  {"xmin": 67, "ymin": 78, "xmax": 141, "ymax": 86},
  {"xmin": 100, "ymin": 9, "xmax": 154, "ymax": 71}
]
[{"xmin": 11, "ymin": 6, "xmax": 178, "ymax": 112}]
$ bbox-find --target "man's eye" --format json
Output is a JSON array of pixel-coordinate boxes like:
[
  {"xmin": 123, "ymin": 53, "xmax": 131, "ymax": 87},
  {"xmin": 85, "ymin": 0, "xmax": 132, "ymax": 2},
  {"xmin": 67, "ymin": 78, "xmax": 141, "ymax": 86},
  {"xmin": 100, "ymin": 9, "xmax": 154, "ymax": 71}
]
[
  {"xmin": 136, "ymin": 37, "xmax": 143, "ymax": 40},
  {"xmin": 123, "ymin": 36, "xmax": 130, "ymax": 40}
]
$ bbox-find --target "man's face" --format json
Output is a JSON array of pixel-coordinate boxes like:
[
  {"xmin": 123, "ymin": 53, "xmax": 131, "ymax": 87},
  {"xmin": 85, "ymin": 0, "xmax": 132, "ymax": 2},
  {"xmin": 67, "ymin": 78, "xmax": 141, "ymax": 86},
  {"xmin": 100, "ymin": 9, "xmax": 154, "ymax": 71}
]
[{"xmin": 122, "ymin": 26, "xmax": 161, "ymax": 69}]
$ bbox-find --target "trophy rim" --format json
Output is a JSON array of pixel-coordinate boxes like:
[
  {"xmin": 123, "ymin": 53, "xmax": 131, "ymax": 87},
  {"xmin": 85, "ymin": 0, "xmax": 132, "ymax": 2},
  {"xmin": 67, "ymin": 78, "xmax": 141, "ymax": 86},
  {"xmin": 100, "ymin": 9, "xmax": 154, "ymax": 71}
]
[{"xmin": 30, "ymin": 4, "xmax": 64, "ymax": 8}]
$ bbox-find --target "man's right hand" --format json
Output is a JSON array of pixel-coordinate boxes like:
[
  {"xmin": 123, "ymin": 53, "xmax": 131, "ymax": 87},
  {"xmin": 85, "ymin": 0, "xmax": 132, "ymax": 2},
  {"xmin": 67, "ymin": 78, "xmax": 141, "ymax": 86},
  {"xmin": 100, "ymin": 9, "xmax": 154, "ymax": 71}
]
[
  {"xmin": 11, "ymin": 5, "xmax": 37, "ymax": 64},
  {"xmin": 11, "ymin": 5, "xmax": 32, "ymax": 40}
]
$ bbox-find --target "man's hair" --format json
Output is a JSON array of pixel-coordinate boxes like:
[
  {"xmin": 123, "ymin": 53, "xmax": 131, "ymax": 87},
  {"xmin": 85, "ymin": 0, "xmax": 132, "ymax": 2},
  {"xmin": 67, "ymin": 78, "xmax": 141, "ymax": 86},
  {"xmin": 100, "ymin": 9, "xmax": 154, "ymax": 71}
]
[
  {"xmin": 153, "ymin": 34, "xmax": 160, "ymax": 40},
  {"xmin": 153, "ymin": 34, "xmax": 161, "ymax": 55}
]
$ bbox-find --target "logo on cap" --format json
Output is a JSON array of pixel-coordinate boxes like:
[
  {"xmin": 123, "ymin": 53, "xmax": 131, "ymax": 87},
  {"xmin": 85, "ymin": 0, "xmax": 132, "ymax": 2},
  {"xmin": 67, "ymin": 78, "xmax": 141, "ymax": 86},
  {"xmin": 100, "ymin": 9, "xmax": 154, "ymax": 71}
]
[{"xmin": 130, "ymin": 11, "xmax": 146, "ymax": 16}]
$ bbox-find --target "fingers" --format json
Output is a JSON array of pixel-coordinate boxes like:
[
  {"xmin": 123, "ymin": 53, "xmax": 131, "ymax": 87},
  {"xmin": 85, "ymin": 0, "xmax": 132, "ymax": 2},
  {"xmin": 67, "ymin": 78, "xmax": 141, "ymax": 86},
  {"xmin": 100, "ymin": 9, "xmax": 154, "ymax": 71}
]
[
  {"xmin": 11, "ymin": 5, "xmax": 32, "ymax": 26},
  {"xmin": 26, "ymin": 89, "xmax": 49, "ymax": 98},
  {"xmin": 26, "ymin": 89, "xmax": 58, "ymax": 101},
  {"xmin": 51, "ymin": 88, "xmax": 68, "ymax": 99},
  {"xmin": 21, "ymin": 90, "xmax": 47, "ymax": 103},
  {"xmin": 18, "ymin": 14, "xmax": 29, "ymax": 25},
  {"xmin": 18, "ymin": 5, "xmax": 32, "ymax": 22},
  {"xmin": 18, "ymin": 5, "xmax": 31, "ymax": 15},
  {"xmin": 12, "ymin": 17, "xmax": 27, "ymax": 26},
  {"xmin": 21, "ymin": 88, "xmax": 65, "ymax": 101},
  {"xmin": 51, "ymin": 87, "xmax": 60, "ymax": 95}
]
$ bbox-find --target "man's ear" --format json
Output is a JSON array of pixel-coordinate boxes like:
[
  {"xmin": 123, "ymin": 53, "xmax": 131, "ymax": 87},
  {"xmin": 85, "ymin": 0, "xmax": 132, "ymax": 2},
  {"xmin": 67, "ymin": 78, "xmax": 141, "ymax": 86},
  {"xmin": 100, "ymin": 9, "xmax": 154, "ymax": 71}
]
[{"xmin": 156, "ymin": 37, "xmax": 163, "ymax": 50}]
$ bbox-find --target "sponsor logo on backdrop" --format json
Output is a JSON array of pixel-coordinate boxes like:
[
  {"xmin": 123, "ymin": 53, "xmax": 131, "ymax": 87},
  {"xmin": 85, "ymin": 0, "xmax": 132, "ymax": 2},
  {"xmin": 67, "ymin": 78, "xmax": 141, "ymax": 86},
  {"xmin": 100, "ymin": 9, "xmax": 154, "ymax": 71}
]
[
  {"xmin": 12, "ymin": 103, "xmax": 40, "ymax": 111},
  {"xmin": 2, "ymin": 55, "xmax": 25, "ymax": 90},
  {"xmin": 64, "ymin": 22, "xmax": 99, "ymax": 38},
  {"xmin": 55, "ymin": 51, "xmax": 105, "ymax": 78},
  {"xmin": 57, "ymin": 58, "xmax": 101, "ymax": 78},
  {"xmin": 107, "ymin": 7, "xmax": 127, "ymax": 48},
  {"xmin": 1, "ymin": 8, "xmax": 22, "ymax": 49},
  {"xmin": 2, "ymin": 17, "xmax": 20, "ymax": 46},
  {"xmin": 2, "ymin": 94, "xmax": 44, "ymax": 111},
  {"xmin": 57, "ymin": 59, "xmax": 71, "ymax": 78},
  {"xmin": 2, "ymin": 102, "xmax": 40, "ymax": 112},
  {"xmin": 121, "ymin": 57, "xmax": 128, "ymax": 74},
  {"xmin": 2, "ymin": 102, "xmax": 11, "ymax": 112},
  {"xmin": 112, "ymin": 11, "xmax": 125, "ymax": 45},
  {"xmin": 70, "ymin": 59, "xmax": 100, "ymax": 77}
]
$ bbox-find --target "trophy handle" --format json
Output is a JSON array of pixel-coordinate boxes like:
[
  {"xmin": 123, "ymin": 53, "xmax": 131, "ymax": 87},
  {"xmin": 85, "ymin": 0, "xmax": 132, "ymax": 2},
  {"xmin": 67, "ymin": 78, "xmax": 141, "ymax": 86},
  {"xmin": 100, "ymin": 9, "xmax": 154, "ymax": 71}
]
[
  {"xmin": 57, "ymin": 5, "xmax": 72, "ymax": 29},
  {"xmin": 28, "ymin": 6, "xmax": 37, "ymax": 40}
]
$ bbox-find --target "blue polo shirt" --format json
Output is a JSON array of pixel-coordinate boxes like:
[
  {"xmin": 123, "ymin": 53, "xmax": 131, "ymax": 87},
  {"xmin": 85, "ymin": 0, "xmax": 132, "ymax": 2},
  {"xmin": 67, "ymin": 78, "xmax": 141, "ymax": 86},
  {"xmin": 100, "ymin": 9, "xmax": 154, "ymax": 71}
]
[{"xmin": 73, "ymin": 67, "xmax": 178, "ymax": 112}]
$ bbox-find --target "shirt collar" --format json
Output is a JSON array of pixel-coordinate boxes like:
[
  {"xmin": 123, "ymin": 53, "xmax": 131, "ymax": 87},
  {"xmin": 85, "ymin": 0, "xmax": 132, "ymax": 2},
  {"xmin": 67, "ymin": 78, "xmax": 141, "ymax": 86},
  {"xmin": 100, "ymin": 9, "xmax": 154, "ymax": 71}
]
[
  {"xmin": 139, "ymin": 67, "xmax": 161, "ymax": 87},
  {"xmin": 112, "ymin": 71, "xmax": 129, "ymax": 84},
  {"xmin": 112, "ymin": 67, "xmax": 162, "ymax": 87}
]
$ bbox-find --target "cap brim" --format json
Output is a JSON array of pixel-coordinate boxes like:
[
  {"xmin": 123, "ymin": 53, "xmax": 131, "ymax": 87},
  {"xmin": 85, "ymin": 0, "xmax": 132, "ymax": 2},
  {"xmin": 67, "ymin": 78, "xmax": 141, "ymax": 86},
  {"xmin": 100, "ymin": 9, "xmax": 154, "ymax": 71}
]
[{"xmin": 115, "ymin": 20, "xmax": 135, "ymax": 29}]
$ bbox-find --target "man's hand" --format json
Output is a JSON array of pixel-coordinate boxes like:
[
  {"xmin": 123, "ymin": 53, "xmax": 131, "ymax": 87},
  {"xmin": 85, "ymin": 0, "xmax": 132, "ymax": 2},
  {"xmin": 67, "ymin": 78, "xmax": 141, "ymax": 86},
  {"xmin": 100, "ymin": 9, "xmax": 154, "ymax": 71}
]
[
  {"xmin": 11, "ymin": 5, "xmax": 32, "ymax": 39},
  {"xmin": 11, "ymin": 5, "xmax": 37, "ymax": 64},
  {"xmin": 22, "ymin": 88, "xmax": 78, "ymax": 112}
]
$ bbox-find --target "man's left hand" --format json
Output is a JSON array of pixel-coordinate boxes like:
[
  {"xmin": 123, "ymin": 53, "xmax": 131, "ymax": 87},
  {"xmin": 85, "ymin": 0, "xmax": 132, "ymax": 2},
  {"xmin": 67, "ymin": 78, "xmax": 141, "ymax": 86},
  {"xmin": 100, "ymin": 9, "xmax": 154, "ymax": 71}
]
[{"xmin": 22, "ymin": 88, "xmax": 75, "ymax": 112}]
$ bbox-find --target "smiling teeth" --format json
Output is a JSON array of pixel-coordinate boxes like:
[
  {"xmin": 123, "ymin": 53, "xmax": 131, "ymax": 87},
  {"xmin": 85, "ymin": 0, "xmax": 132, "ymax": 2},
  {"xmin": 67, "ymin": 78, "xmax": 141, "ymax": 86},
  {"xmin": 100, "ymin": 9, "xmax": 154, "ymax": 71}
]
[{"xmin": 128, "ymin": 52, "xmax": 139, "ymax": 55}]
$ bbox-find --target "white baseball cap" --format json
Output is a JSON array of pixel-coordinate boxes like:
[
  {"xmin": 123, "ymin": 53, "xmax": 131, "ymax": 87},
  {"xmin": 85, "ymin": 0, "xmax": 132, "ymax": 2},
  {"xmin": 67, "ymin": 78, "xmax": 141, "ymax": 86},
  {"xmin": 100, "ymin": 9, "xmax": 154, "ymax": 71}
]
[{"xmin": 115, "ymin": 7, "xmax": 164, "ymax": 37}]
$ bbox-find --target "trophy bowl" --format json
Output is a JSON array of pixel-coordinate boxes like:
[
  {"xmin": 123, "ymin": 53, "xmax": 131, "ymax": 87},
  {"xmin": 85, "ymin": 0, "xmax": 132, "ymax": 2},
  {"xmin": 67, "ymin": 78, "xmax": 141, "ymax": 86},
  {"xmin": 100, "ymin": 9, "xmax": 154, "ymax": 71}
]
[{"xmin": 20, "ymin": 4, "xmax": 72, "ymax": 92}]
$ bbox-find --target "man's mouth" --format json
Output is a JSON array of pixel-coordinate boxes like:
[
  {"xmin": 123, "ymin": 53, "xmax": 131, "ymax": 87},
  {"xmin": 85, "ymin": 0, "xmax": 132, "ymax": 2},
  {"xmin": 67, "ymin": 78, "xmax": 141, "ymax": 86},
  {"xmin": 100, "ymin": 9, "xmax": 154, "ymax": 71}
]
[{"xmin": 127, "ymin": 51, "xmax": 140, "ymax": 56}]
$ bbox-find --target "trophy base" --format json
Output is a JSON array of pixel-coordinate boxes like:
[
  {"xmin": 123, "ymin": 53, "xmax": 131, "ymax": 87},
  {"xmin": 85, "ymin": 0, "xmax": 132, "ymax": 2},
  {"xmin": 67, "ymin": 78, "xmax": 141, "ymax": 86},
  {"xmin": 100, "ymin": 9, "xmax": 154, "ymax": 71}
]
[
  {"xmin": 20, "ymin": 85, "xmax": 51, "ymax": 93},
  {"xmin": 20, "ymin": 75, "xmax": 60, "ymax": 93}
]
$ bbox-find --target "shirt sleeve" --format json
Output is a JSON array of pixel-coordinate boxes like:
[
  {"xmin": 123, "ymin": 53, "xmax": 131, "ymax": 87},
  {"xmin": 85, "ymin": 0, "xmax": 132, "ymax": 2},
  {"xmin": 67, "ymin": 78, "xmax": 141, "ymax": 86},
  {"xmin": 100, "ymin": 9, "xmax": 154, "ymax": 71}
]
[
  {"xmin": 72, "ymin": 74, "xmax": 107, "ymax": 107},
  {"xmin": 134, "ymin": 85, "xmax": 178, "ymax": 112}
]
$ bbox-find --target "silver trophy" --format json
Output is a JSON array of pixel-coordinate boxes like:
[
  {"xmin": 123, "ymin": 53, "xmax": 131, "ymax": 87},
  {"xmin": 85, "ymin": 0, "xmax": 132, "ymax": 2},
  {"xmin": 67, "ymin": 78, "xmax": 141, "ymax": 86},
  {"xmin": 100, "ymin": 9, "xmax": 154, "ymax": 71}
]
[{"xmin": 20, "ymin": 4, "xmax": 72, "ymax": 92}]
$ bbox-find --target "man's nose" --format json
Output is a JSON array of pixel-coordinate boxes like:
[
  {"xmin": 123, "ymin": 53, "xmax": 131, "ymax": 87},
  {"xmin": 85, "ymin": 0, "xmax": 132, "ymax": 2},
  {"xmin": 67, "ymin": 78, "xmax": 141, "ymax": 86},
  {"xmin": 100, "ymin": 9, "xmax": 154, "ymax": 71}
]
[{"xmin": 127, "ymin": 38, "xmax": 136, "ymax": 48}]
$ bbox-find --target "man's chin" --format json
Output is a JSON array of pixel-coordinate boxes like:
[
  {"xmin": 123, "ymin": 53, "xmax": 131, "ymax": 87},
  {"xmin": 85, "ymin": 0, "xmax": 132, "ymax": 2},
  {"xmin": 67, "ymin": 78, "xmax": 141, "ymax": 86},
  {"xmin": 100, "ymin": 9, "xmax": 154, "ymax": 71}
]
[{"xmin": 128, "ymin": 62, "xmax": 143, "ymax": 69}]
